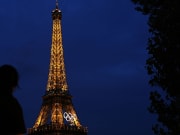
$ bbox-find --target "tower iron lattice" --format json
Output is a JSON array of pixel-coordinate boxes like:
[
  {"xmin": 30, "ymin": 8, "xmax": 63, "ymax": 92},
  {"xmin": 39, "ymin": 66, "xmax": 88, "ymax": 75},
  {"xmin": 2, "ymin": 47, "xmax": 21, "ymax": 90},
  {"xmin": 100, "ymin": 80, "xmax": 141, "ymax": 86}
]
[{"xmin": 27, "ymin": 1, "xmax": 87, "ymax": 135}]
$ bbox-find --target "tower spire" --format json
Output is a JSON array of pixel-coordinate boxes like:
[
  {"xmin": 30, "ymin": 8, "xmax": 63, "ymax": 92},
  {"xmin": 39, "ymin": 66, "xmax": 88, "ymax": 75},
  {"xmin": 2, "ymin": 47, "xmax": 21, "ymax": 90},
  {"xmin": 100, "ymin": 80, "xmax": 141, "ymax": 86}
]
[
  {"xmin": 56, "ymin": 0, "xmax": 59, "ymax": 9},
  {"xmin": 47, "ymin": 0, "xmax": 66, "ymax": 91}
]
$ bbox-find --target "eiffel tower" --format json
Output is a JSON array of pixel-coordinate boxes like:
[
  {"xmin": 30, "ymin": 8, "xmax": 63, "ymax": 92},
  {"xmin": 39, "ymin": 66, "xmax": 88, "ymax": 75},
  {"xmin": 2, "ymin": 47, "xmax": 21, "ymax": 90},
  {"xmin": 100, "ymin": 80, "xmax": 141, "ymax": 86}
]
[{"xmin": 27, "ymin": 1, "xmax": 87, "ymax": 135}]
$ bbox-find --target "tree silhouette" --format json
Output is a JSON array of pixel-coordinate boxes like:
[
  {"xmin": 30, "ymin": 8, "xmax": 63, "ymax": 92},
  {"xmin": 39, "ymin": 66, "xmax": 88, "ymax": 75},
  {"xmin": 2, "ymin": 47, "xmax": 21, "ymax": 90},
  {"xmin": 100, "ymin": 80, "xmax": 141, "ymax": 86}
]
[{"xmin": 131, "ymin": 0, "xmax": 180, "ymax": 134}]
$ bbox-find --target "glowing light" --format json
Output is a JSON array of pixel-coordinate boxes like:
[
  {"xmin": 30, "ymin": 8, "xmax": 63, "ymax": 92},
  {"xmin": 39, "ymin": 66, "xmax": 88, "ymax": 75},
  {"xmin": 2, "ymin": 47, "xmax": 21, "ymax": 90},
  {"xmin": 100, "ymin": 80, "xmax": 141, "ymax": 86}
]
[
  {"xmin": 63, "ymin": 112, "xmax": 76, "ymax": 126},
  {"xmin": 46, "ymin": 17, "xmax": 68, "ymax": 91}
]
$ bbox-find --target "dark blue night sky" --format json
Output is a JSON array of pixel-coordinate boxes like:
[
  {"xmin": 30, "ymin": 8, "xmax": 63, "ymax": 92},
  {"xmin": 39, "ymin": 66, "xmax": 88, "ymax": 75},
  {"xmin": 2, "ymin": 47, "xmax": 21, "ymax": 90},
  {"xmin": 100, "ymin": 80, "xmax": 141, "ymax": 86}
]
[{"xmin": 0, "ymin": 0, "xmax": 155, "ymax": 135}]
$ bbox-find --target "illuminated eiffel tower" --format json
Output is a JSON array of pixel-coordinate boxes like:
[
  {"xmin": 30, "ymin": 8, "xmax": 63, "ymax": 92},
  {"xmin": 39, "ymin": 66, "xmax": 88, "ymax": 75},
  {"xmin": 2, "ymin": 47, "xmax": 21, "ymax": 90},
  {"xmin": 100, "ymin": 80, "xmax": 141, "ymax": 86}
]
[{"xmin": 27, "ymin": 1, "xmax": 87, "ymax": 135}]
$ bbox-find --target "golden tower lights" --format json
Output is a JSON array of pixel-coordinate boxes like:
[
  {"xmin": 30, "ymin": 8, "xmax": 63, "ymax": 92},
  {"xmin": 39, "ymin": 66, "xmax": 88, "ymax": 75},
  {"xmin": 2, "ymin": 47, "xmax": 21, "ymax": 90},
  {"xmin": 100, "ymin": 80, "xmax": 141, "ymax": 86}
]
[{"xmin": 28, "ymin": 1, "xmax": 87, "ymax": 135}]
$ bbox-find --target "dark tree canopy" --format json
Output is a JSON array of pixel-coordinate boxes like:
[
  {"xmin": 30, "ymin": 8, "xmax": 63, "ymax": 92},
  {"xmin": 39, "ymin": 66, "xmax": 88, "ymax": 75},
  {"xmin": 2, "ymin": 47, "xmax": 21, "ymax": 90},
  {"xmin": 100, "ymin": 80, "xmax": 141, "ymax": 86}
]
[{"xmin": 131, "ymin": 0, "xmax": 180, "ymax": 134}]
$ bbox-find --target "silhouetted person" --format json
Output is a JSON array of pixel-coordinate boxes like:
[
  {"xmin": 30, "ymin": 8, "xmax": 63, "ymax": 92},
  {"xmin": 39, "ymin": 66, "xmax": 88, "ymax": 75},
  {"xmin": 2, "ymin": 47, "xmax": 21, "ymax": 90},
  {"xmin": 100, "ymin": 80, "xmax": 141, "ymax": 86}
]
[{"xmin": 0, "ymin": 64, "xmax": 26, "ymax": 135}]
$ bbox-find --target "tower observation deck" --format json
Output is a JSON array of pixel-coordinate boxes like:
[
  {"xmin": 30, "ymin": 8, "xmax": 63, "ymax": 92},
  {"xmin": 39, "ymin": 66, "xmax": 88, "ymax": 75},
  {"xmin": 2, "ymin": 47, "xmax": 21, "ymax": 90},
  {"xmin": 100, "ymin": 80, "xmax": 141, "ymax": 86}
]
[{"xmin": 27, "ymin": 1, "xmax": 87, "ymax": 135}]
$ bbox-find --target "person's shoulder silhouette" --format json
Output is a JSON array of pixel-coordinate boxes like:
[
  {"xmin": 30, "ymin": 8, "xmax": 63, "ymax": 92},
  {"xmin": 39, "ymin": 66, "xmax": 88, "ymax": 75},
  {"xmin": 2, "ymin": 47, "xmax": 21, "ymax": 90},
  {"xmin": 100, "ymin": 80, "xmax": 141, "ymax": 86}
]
[{"xmin": 0, "ymin": 64, "xmax": 26, "ymax": 135}]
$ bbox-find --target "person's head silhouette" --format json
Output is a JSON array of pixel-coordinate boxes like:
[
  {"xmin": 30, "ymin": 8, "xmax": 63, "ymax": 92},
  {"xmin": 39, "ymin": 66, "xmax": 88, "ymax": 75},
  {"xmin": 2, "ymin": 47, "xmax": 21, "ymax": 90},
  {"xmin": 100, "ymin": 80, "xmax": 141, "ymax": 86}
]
[{"xmin": 0, "ymin": 64, "xmax": 19, "ymax": 93}]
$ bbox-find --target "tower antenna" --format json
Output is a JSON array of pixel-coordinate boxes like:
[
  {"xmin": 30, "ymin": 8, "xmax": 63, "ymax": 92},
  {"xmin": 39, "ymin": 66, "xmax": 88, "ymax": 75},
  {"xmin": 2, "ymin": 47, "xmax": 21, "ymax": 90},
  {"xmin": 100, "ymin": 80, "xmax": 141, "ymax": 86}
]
[{"xmin": 56, "ymin": 0, "xmax": 59, "ymax": 9}]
